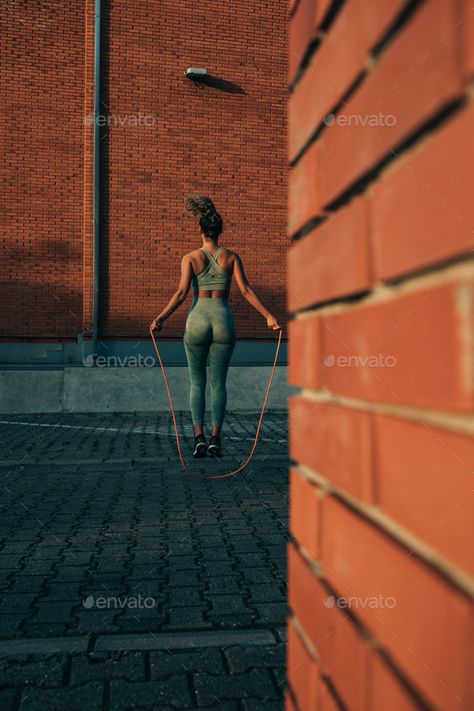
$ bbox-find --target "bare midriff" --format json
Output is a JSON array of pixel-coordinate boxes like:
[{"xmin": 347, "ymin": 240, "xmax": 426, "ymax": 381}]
[{"xmin": 197, "ymin": 290, "xmax": 229, "ymax": 299}]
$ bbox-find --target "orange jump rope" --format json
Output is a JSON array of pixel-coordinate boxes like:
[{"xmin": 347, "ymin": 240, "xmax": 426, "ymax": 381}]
[{"xmin": 149, "ymin": 325, "xmax": 283, "ymax": 479}]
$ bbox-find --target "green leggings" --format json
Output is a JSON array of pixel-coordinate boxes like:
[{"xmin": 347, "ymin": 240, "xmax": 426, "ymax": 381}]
[{"xmin": 184, "ymin": 298, "xmax": 236, "ymax": 428}]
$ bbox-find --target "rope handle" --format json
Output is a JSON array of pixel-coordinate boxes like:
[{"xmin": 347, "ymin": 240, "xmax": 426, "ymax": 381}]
[{"xmin": 149, "ymin": 324, "xmax": 283, "ymax": 479}]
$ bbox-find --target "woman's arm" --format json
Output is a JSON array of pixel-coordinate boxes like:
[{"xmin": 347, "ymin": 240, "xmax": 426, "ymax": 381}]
[
  {"xmin": 233, "ymin": 253, "xmax": 281, "ymax": 330},
  {"xmin": 151, "ymin": 255, "xmax": 193, "ymax": 330}
]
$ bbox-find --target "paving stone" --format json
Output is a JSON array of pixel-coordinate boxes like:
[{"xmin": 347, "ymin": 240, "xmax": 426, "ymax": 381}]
[
  {"xmin": 168, "ymin": 571, "xmax": 201, "ymax": 588},
  {"xmin": 241, "ymin": 701, "xmax": 284, "ymax": 711},
  {"xmin": 110, "ymin": 677, "xmax": 192, "ymax": 710},
  {"xmin": 241, "ymin": 569, "xmax": 279, "ymax": 585},
  {"xmin": 43, "ymin": 583, "xmax": 82, "ymax": 601},
  {"xmin": 0, "ymin": 687, "xmax": 18, "ymax": 711},
  {"xmin": 0, "ymin": 593, "xmax": 38, "ymax": 613},
  {"xmin": 224, "ymin": 644, "xmax": 286, "ymax": 672},
  {"xmin": 194, "ymin": 668, "xmax": 277, "ymax": 705},
  {"xmin": 18, "ymin": 681, "xmax": 103, "ymax": 711},
  {"xmin": 248, "ymin": 584, "xmax": 285, "ymax": 603},
  {"xmin": 167, "ymin": 606, "xmax": 208, "ymax": 629},
  {"xmin": 192, "ymin": 704, "xmax": 238, "ymax": 711},
  {"xmin": 23, "ymin": 622, "xmax": 70, "ymax": 638},
  {"xmin": 209, "ymin": 613, "xmax": 255, "ymax": 628},
  {"xmin": 236, "ymin": 554, "xmax": 269, "ymax": 568},
  {"xmin": 272, "ymin": 666, "xmax": 286, "ymax": 691},
  {"xmin": 71, "ymin": 651, "xmax": 145, "ymax": 683},
  {"xmin": 32, "ymin": 602, "xmax": 75, "ymax": 623},
  {"xmin": 206, "ymin": 578, "xmax": 241, "ymax": 594},
  {"xmin": 0, "ymin": 615, "xmax": 24, "ymax": 636},
  {"xmin": 203, "ymin": 563, "xmax": 235, "ymax": 577},
  {"xmin": 253, "ymin": 604, "xmax": 288, "ymax": 625},
  {"xmin": 167, "ymin": 555, "xmax": 198, "ymax": 570},
  {"xmin": 49, "ymin": 567, "xmax": 88, "ymax": 582},
  {"xmin": 208, "ymin": 595, "xmax": 252, "ymax": 616},
  {"xmin": 168, "ymin": 587, "xmax": 202, "ymax": 607},
  {"xmin": 150, "ymin": 647, "xmax": 224, "ymax": 677},
  {"xmin": 0, "ymin": 655, "xmax": 65, "ymax": 686}
]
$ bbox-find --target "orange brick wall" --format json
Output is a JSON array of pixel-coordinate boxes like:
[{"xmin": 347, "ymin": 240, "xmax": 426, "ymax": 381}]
[
  {"xmin": 286, "ymin": 1, "xmax": 474, "ymax": 710},
  {"xmin": 1, "ymin": 0, "xmax": 287, "ymax": 339}
]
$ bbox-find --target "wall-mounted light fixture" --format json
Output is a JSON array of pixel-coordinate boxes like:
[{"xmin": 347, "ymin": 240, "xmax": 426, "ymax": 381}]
[{"xmin": 184, "ymin": 67, "xmax": 208, "ymax": 78}]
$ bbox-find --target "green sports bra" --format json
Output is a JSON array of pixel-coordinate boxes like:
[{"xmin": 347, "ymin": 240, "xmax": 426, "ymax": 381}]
[{"xmin": 193, "ymin": 247, "xmax": 232, "ymax": 292}]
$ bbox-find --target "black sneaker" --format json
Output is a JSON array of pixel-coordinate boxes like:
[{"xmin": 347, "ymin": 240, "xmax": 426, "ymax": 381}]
[
  {"xmin": 207, "ymin": 434, "xmax": 222, "ymax": 458},
  {"xmin": 193, "ymin": 435, "xmax": 207, "ymax": 458}
]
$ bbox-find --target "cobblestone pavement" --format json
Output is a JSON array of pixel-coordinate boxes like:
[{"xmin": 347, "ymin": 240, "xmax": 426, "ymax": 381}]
[{"xmin": 0, "ymin": 412, "xmax": 288, "ymax": 710}]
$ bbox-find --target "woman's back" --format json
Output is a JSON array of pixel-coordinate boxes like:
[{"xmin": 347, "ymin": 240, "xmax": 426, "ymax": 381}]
[{"xmin": 189, "ymin": 246, "xmax": 234, "ymax": 298}]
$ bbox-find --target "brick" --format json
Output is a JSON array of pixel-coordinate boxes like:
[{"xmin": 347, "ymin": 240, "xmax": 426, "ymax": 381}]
[
  {"xmin": 287, "ymin": 619, "xmax": 318, "ymax": 711},
  {"xmin": 289, "ymin": 0, "xmax": 299, "ymax": 15},
  {"xmin": 288, "ymin": 141, "xmax": 322, "ymax": 233},
  {"xmin": 321, "ymin": 280, "xmax": 474, "ymax": 411},
  {"xmin": 285, "ymin": 688, "xmax": 299, "ymax": 711},
  {"xmin": 289, "ymin": 397, "xmax": 374, "ymax": 501},
  {"xmin": 370, "ymin": 654, "xmax": 422, "ymax": 711},
  {"xmin": 462, "ymin": 0, "xmax": 474, "ymax": 75},
  {"xmin": 289, "ymin": 0, "xmax": 316, "ymax": 82},
  {"xmin": 288, "ymin": 543, "xmax": 371, "ymax": 710},
  {"xmin": 371, "ymin": 105, "xmax": 474, "ymax": 281},
  {"xmin": 314, "ymin": 0, "xmax": 333, "ymax": 26},
  {"xmin": 321, "ymin": 496, "xmax": 473, "ymax": 710},
  {"xmin": 290, "ymin": 468, "xmax": 321, "ymax": 558},
  {"xmin": 320, "ymin": 0, "xmax": 464, "ymax": 205},
  {"xmin": 288, "ymin": 316, "xmax": 321, "ymax": 387},
  {"xmin": 374, "ymin": 413, "xmax": 474, "ymax": 575},
  {"xmin": 319, "ymin": 678, "xmax": 341, "ymax": 711},
  {"xmin": 289, "ymin": 0, "xmax": 407, "ymax": 158},
  {"xmin": 287, "ymin": 197, "xmax": 371, "ymax": 311}
]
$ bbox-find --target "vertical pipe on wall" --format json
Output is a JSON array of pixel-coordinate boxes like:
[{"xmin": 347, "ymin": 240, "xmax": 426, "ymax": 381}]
[{"xmin": 92, "ymin": 0, "xmax": 101, "ymax": 358}]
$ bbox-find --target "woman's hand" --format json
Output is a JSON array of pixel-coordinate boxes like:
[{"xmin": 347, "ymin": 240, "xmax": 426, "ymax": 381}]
[
  {"xmin": 151, "ymin": 318, "xmax": 163, "ymax": 332},
  {"xmin": 266, "ymin": 314, "xmax": 281, "ymax": 330}
]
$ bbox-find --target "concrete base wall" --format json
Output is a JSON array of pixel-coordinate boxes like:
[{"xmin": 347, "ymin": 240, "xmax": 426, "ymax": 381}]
[{"xmin": 0, "ymin": 366, "xmax": 291, "ymax": 414}]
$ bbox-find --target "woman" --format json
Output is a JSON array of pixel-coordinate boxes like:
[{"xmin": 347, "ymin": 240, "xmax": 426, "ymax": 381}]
[{"xmin": 151, "ymin": 195, "xmax": 280, "ymax": 459}]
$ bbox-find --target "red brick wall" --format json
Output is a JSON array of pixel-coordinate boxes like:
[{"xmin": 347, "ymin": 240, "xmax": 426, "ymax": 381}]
[
  {"xmin": 286, "ymin": 1, "xmax": 474, "ymax": 710},
  {"xmin": 1, "ymin": 1, "xmax": 87, "ymax": 337},
  {"xmin": 1, "ymin": 0, "xmax": 287, "ymax": 339}
]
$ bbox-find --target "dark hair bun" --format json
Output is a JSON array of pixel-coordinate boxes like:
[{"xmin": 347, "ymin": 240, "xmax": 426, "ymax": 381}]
[
  {"xmin": 185, "ymin": 195, "xmax": 216, "ymax": 218},
  {"xmin": 185, "ymin": 194, "xmax": 223, "ymax": 240}
]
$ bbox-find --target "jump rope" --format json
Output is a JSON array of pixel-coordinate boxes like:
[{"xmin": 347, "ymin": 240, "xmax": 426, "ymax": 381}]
[{"xmin": 149, "ymin": 324, "xmax": 283, "ymax": 479}]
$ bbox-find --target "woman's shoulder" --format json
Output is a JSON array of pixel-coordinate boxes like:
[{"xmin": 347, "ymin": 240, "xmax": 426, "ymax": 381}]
[
  {"xmin": 221, "ymin": 246, "xmax": 238, "ymax": 259},
  {"xmin": 184, "ymin": 248, "xmax": 204, "ymax": 260}
]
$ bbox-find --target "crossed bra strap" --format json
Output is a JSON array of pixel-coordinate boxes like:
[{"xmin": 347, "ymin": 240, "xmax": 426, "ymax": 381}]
[{"xmin": 201, "ymin": 246, "xmax": 224, "ymax": 266}]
